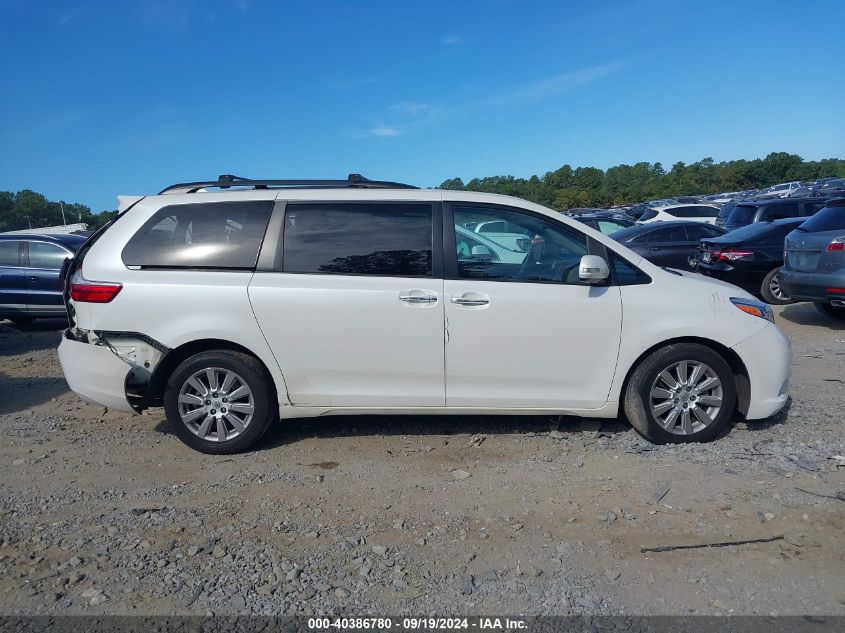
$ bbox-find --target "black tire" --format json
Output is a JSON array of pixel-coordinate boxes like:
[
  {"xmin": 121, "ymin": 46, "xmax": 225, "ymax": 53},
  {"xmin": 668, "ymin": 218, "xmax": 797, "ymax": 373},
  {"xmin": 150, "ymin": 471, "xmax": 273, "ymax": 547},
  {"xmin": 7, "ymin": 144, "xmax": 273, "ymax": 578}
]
[
  {"xmin": 163, "ymin": 350, "xmax": 276, "ymax": 454},
  {"xmin": 623, "ymin": 343, "xmax": 737, "ymax": 444},
  {"xmin": 760, "ymin": 267, "xmax": 793, "ymax": 305},
  {"xmin": 814, "ymin": 301, "xmax": 845, "ymax": 320},
  {"xmin": 9, "ymin": 316, "xmax": 35, "ymax": 326}
]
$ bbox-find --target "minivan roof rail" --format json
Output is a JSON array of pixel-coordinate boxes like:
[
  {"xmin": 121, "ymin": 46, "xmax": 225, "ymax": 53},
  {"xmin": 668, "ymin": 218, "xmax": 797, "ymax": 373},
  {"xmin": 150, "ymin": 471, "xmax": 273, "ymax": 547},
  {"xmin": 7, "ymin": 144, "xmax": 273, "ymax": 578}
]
[{"xmin": 159, "ymin": 173, "xmax": 418, "ymax": 194}]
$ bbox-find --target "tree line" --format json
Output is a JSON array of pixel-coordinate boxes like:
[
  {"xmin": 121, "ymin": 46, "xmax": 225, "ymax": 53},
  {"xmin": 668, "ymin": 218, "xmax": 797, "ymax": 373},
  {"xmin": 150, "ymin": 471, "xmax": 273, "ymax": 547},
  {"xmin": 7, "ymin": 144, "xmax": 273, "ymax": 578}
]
[
  {"xmin": 0, "ymin": 190, "xmax": 116, "ymax": 233},
  {"xmin": 438, "ymin": 152, "xmax": 845, "ymax": 210},
  {"xmin": 2, "ymin": 152, "xmax": 843, "ymax": 232}
]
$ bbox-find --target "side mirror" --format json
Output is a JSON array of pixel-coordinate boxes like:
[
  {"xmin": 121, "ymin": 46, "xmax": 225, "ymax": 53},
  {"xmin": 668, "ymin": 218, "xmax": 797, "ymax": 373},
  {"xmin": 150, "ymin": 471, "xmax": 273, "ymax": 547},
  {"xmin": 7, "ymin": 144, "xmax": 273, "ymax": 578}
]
[
  {"xmin": 579, "ymin": 254, "xmax": 610, "ymax": 284},
  {"xmin": 470, "ymin": 245, "xmax": 494, "ymax": 260}
]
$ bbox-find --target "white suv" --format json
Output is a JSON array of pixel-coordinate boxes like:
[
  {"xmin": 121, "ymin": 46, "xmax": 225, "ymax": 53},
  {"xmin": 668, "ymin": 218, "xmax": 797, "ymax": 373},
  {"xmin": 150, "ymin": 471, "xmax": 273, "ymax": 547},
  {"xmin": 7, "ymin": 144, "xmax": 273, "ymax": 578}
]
[{"xmin": 58, "ymin": 174, "xmax": 791, "ymax": 453}]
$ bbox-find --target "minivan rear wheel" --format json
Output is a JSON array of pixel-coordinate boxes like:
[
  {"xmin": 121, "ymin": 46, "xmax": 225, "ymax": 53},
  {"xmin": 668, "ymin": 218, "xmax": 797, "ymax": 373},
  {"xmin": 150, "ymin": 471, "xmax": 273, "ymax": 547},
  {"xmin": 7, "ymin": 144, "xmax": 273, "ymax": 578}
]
[
  {"xmin": 760, "ymin": 267, "xmax": 793, "ymax": 305},
  {"xmin": 164, "ymin": 350, "xmax": 276, "ymax": 454},
  {"xmin": 623, "ymin": 343, "xmax": 737, "ymax": 444},
  {"xmin": 814, "ymin": 301, "xmax": 845, "ymax": 320}
]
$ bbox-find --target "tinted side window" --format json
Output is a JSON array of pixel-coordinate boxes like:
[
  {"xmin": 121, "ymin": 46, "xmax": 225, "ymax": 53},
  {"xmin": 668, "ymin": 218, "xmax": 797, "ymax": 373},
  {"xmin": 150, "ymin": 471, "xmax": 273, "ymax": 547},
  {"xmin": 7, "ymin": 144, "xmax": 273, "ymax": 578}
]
[
  {"xmin": 122, "ymin": 201, "xmax": 273, "ymax": 269},
  {"xmin": 695, "ymin": 206, "xmax": 719, "ymax": 218},
  {"xmin": 0, "ymin": 241, "xmax": 23, "ymax": 267},
  {"xmin": 649, "ymin": 226, "xmax": 687, "ymax": 242},
  {"xmin": 28, "ymin": 242, "xmax": 70, "ymax": 269},
  {"xmin": 608, "ymin": 252, "xmax": 651, "ymax": 286},
  {"xmin": 639, "ymin": 210, "xmax": 658, "ymax": 221},
  {"xmin": 803, "ymin": 202, "xmax": 825, "ymax": 216},
  {"xmin": 283, "ymin": 203, "xmax": 432, "ymax": 277},
  {"xmin": 451, "ymin": 206, "xmax": 586, "ymax": 284},
  {"xmin": 456, "ymin": 230, "xmax": 501, "ymax": 262},
  {"xmin": 728, "ymin": 205, "xmax": 757, "ymax": 224},
  {"xmin": 766, "ymin": 203, "xmax": 799, "ymax": 220},
  {"xmin": 687, "ymin": 224, "xmax": 724, "ymax": 240}
]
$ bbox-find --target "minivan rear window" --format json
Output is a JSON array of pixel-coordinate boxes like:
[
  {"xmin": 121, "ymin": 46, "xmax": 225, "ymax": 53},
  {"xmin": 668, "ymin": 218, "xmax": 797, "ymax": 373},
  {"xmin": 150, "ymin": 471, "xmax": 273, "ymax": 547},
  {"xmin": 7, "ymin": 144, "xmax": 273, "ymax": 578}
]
[
  {"xmin": 282, "ymin": 203, "xmax": 432, "ymax": 277},
  {"xmin": 797, "ymin": 206, "xmax": 845, "ymax": 232},
  {"xmin": 122, "ymin": 201, "xmax": 273, "ymax": 269}
]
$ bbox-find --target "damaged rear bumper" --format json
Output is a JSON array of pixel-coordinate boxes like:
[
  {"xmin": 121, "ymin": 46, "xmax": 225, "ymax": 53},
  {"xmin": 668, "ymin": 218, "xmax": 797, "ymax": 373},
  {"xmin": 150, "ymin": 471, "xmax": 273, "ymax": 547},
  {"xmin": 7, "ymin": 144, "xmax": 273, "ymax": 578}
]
[{"xmin": 58, "ymin": 329, "xmax": 168, "ymax": 413}]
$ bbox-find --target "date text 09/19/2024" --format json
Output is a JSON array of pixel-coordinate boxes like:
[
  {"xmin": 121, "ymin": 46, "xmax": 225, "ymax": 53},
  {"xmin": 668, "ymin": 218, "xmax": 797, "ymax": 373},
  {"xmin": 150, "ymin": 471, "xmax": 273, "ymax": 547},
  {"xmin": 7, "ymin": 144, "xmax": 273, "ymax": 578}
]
[{"xmin": 306, "ymin": 617, "xmax": 528, "ymax": 630}]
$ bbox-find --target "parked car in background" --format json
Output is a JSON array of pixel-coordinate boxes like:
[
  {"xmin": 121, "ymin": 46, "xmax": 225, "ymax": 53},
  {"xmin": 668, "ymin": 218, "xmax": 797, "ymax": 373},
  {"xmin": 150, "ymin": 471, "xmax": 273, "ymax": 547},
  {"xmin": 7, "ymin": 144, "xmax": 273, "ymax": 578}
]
[
  {"xmin": 57, "ymin": 174, "xmax": 790, "ymax": 453},
  {"xmin": 465, "ymin": 218, "xmax": 531, "ymax": 252},
  {"xmin": 0, "ymin": 233, "xmax": 85, "ymax": 325},
  {"xmin": 763, "ymin": 182, "xmax": 803, "ymax": 198},
  {"xmin": 455, "ymin": 225, "xmax": 525, "ymax": 263},
  {"xmin": 566, "ymin": 208, "xmax": 634, "ymax": 222},
  {"xmin": 696, "ymin": 218, "xmax": 805, "ymax": 305},
  {"xmin": 611, "ymin": 221, "xmax": 725, "ymax": 269},
  {"xmin": 815, "ymin": 179, "xmax": 845, "ymax": 199},
  {"xmin": 571, "ymin": 213, "xmax": 634, "ymax": 235},
  {"xmin": 723, "ymin": 197, "xmax": 826, "ymax": 232},
  {"xmin": 564, "ymin": 207, "xmax": 607, "ymax": 216},
  {"xmin": 780, "ymin": 200, "xmax": 845, "ymax": 320},
  {"xmin": 638, "ymin": 204, "xmax": 721, "ymax": 225}
]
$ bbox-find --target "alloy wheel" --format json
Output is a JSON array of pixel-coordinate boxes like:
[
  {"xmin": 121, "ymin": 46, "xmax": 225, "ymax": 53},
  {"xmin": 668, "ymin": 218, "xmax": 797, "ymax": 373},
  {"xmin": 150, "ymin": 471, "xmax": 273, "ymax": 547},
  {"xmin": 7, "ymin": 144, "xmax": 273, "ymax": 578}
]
[
  {"xmin": 769, "ymin": 273, "xmax": 789, "ymax": 301},
  {"xmin": 649, "ymin": 360, "xmax": 723, "ymax": 435},
  {"xmin": 177, "ymin": 367, "xmax": 254, "ymax": 442}
]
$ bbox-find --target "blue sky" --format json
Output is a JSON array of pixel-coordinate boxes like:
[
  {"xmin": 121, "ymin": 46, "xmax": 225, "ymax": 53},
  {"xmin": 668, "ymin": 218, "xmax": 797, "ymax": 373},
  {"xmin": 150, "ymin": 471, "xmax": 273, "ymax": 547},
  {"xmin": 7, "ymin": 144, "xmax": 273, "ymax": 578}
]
[{"xmin": 1, "ymin": 0, "xmax": 843, "ymax": 212}]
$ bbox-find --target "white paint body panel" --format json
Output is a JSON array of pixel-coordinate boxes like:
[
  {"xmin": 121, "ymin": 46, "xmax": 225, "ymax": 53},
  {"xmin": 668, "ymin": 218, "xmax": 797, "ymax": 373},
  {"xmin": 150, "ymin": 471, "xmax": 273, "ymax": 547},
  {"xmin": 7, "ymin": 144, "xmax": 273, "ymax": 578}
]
[
  {"xmin": 248, "ymin": 273, "xmax": 445, "ymax": 407},
  {"xmin": 731, "ymin": 322, "xmax": 791, "ymax": 419},
  {"xmin": 444, "ymin": 281, "xmax": 621, "ymax": 408},
  {"xmin": 58, "ymin": 335, "xmax": 134, "ymax": 412}
]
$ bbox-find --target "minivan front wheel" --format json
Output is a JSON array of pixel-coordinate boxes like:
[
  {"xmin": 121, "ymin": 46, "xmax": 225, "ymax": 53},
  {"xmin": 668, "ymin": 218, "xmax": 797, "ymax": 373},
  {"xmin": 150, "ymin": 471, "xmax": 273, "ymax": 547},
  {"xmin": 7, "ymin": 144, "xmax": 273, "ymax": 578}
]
[
  {"xmin": 624, "ymin": 343, "xmax": 737, "ymax": 444},
  {"xmin": 164, "ymin": 350, "xmax": 276, "ymax": 454}
]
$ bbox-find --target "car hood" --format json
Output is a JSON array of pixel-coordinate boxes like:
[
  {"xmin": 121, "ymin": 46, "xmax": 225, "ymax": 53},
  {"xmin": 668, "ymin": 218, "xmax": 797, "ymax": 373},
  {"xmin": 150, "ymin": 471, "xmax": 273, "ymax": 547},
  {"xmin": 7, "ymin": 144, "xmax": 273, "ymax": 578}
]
[{"xmin": 660, "ymin": 266, "xmax": 758, "ymax": 300}]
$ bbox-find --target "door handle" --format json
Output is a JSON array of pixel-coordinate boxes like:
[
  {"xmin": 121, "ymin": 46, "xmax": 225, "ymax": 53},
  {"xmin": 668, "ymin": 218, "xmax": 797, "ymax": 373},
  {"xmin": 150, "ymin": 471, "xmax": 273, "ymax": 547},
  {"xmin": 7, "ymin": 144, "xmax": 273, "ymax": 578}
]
[
  {"xmin": 399, "ymin": 293, "xmax": 438, "ymax": 304},
  {"xmin": 648, "ymin": 246, "xmax": 661, "ymax": 251},
  {"xmin": 451, "ymin": 296, "xmax": 489, "ymax": 306},
  {"xmin": 27, "ymin": 276, "xmax": 39, "ymax": 281}
]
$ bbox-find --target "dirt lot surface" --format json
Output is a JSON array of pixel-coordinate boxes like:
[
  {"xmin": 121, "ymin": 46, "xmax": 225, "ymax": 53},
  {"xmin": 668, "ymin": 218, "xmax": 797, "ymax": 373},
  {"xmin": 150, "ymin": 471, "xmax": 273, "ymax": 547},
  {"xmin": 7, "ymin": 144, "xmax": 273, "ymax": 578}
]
[{"xmin": 1, "ymin": 304, "xmax": 843, "ymax": 617}]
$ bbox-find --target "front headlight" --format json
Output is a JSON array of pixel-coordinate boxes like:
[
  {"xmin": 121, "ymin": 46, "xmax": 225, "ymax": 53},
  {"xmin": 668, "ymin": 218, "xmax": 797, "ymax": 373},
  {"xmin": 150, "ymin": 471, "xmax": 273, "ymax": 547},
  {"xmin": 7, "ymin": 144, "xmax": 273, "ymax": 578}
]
[{"xmin": 730, "ymin": 297, "xmax": 774, "ymax": 323}]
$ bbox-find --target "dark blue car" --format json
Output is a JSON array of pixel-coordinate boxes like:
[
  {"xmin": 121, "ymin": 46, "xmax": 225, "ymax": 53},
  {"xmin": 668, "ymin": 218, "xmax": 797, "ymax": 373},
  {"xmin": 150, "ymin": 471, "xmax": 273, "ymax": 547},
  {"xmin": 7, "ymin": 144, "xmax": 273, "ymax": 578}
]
[{"xmin": 0, "ymin": 233, "xmax": 86, "ymax": 325}]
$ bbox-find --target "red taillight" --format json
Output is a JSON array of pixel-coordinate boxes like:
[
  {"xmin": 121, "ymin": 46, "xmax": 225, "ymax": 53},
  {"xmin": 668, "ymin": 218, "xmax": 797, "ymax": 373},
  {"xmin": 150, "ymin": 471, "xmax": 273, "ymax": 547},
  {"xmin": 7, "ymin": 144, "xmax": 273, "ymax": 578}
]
[
  {"xmin": 717, "ymin": 248, "xmax": 753, "ymax": 262},
  {"xmin": 826, "ymin": 288, "xmax": 845, "ymax": 293},
  {"xmin": 827, "ymin": 240, "xmax": 844, "ymax": 252},
  {"xmin": 70, "ymin": 282, "xmax": 122, "ymax": 303}
]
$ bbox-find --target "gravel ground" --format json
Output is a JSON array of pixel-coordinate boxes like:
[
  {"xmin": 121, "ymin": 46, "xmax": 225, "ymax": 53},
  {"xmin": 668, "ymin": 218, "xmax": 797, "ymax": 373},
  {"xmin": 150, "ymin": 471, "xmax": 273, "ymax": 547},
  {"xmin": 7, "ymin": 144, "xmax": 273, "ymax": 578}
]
[{"xmin": 0, "ymin": 304, "xmax": 843, "ymax": 616}]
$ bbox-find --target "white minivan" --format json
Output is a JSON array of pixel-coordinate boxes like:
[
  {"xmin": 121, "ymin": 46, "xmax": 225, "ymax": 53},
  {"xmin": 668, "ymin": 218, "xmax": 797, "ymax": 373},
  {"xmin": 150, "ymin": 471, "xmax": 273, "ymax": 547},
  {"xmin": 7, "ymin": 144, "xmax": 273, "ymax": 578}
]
[{"xmin": 58, "ymin": 175, "xmax": 791, "ymax": 454}]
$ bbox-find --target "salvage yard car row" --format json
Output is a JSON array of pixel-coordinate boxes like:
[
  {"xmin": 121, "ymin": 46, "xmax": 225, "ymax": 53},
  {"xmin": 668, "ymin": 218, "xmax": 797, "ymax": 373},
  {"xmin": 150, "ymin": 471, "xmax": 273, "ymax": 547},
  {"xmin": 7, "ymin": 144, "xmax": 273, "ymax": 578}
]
[{"xmin": 566, "ymin": 191, "xmax": 845, "ymax": 317}]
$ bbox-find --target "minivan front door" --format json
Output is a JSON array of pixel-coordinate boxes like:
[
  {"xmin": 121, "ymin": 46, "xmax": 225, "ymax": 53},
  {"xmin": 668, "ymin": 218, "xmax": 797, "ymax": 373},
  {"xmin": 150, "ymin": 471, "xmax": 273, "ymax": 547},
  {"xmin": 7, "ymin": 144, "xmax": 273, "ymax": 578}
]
[
  {"xmin": 444, "ymin": 204, "xmax": 623, "ymax": 409},
  {"xmin": 249, "ymin": 201, "xmax": 445, "ymax": 407}
]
